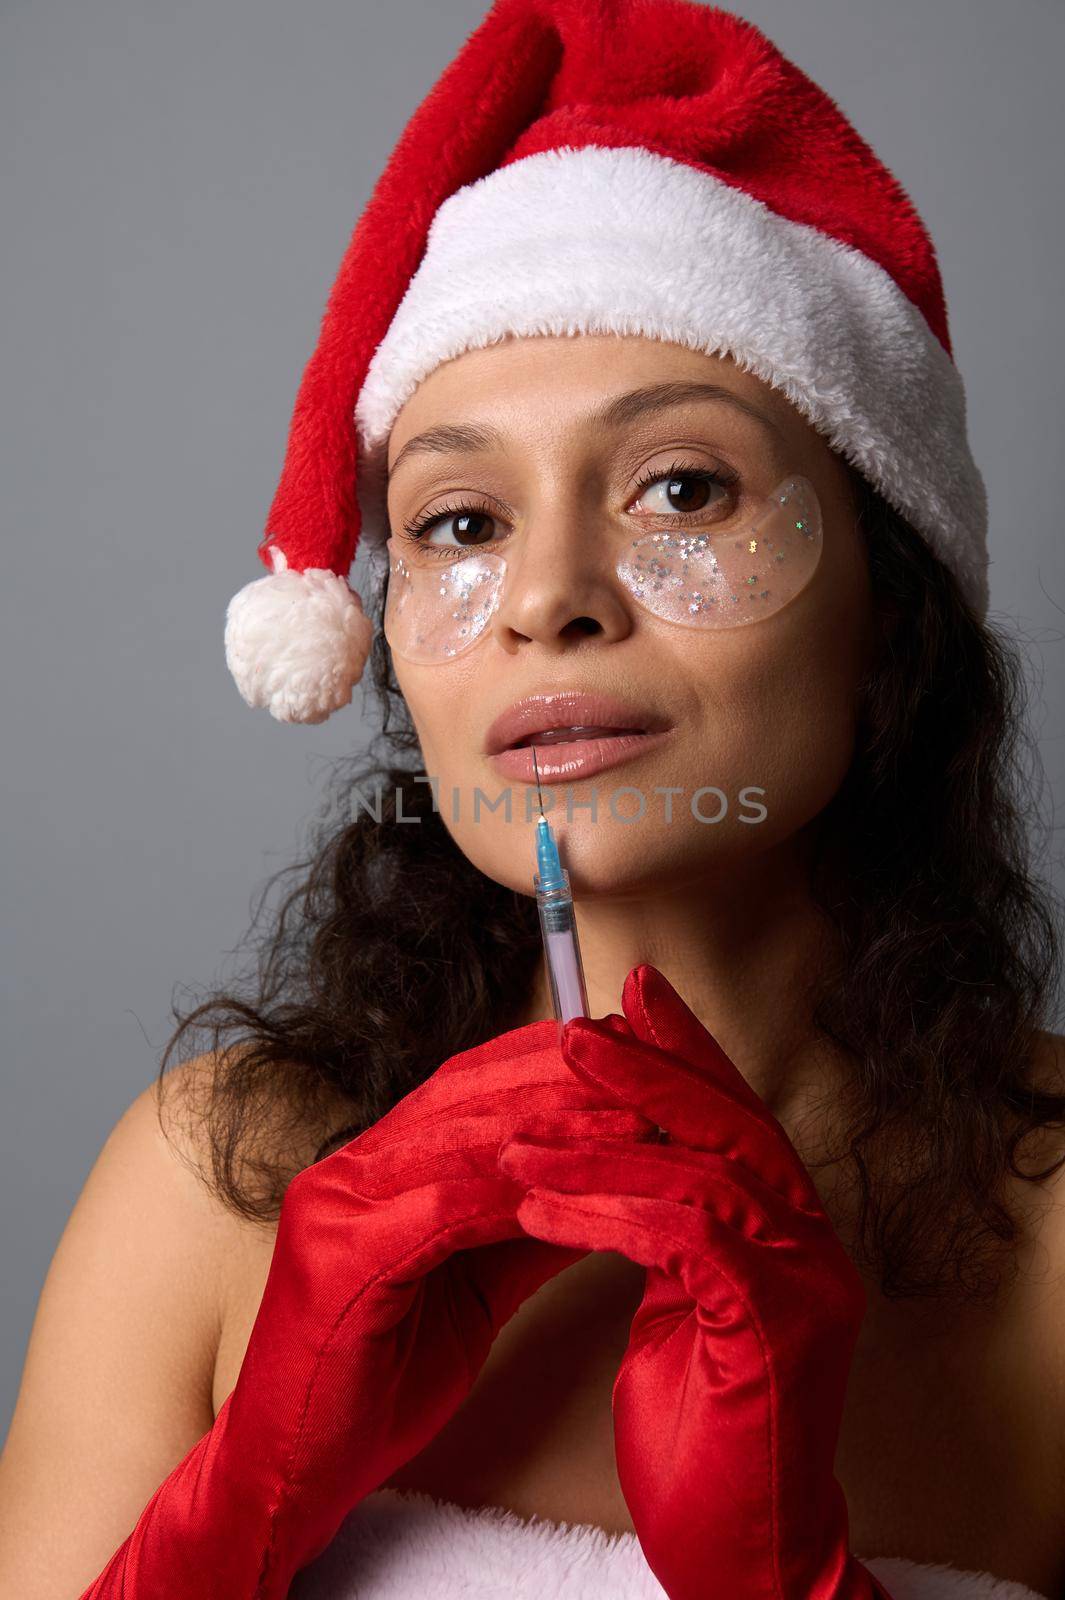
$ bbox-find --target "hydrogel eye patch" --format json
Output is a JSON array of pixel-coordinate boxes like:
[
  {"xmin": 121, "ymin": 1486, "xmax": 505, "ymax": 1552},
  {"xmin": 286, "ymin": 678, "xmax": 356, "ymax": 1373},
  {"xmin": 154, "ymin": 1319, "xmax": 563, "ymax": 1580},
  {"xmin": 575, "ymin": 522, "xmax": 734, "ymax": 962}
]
[
  {"xmin": 382, "ymin": 475, "xmax": 822, "ymax": 665},
  {"xmin": 617, "ymin": 475, "xmax": 823, "ymax": 629}
]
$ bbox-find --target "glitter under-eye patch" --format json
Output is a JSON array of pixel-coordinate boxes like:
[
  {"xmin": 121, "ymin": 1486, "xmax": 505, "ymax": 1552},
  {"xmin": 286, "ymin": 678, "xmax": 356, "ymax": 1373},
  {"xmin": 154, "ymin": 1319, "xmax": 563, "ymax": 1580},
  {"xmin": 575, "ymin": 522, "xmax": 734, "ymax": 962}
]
[
  {"xmin": 617, "ymin": 475, "xmax": 822, "ymax": 630},
  {"xmin": 380, "ymin": 476, "xmax": 822, "ymax": 665}
]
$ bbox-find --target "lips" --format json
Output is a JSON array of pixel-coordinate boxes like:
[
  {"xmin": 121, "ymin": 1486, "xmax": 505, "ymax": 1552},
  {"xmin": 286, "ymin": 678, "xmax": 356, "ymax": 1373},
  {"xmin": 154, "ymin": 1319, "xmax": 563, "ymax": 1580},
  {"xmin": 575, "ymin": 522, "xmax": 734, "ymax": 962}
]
[
  {"xmin": 484, "ymin": 691, "xmax": 673, "ymax": 756},
  {"xmin": 483, "ymin": 692, "xmax": 675, "ymax": 785},
  {"xmin": 488, "ymin": 731, "xmax": 673, "ymax": 785}
]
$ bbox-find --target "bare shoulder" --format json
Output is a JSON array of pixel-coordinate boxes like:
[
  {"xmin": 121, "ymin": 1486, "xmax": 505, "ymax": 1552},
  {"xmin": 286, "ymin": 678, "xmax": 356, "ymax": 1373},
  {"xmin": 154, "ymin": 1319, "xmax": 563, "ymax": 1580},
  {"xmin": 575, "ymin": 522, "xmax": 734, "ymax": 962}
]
[
  {"xmin": 159, "ymin": 1051, "xmax": 364, "ymax": 1414},
  {"xmin": 0, "ymin": 1053, "xmax": 275, "ymax": 1597},
  {"xmin": 153, "ymin": 1049, "xmax": 288, "ymax": 1370}
]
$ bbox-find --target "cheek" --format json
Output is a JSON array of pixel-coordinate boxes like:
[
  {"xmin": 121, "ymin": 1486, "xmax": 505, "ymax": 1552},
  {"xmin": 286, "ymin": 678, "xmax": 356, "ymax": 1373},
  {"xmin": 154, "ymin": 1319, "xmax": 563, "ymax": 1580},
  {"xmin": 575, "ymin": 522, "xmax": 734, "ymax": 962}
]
[
  {"xmin": 661, "ymin": 599, "xmax": 867, "ymax": 852},
  {"xmin": 679, "ymin": 497, "xmax": 873, "ymax": 844},
  {"xmin": 777, "ymin": 649, "xmax": 872, "ymax": 831},
  {"xmin": 738, "ymin": 638, "xmax": 862, "ymax": 837}
]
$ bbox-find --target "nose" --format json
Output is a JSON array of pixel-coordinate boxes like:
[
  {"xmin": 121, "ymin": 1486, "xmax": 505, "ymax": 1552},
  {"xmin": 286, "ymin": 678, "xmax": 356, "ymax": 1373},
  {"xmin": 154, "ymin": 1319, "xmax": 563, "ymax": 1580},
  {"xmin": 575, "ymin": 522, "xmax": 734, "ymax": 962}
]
[{"xmin": 487, "ymin": 505, "xmax": 634, "ymax": 656}]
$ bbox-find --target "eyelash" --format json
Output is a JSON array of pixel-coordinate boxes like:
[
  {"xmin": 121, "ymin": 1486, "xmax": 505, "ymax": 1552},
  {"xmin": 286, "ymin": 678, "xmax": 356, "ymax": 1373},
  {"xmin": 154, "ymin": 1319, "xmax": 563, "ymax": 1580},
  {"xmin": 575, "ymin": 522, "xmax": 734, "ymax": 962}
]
[{"xmin": 398, "ymin": 459, "xmax": 740, "ymax": 553}]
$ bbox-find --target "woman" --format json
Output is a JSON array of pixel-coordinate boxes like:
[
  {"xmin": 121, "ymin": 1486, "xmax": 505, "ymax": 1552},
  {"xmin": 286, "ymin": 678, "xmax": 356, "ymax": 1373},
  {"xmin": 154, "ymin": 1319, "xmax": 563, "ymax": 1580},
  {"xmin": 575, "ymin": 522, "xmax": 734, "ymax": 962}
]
[{"xmin": 1, "ymin": 2, "xmax": 1062, "ymax": 1598}]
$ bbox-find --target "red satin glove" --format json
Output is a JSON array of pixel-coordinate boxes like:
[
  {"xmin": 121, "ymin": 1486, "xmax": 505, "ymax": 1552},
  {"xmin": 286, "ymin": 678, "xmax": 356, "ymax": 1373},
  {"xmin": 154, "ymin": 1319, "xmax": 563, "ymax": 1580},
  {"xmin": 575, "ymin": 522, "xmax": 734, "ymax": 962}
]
[
  {"xmin": 79, "ymin": 1021, "xmax": 655, "ymax": 1599},
  {"xmin": 498, "ymin": 965, "xmax": 895, "ymax": 1600}
]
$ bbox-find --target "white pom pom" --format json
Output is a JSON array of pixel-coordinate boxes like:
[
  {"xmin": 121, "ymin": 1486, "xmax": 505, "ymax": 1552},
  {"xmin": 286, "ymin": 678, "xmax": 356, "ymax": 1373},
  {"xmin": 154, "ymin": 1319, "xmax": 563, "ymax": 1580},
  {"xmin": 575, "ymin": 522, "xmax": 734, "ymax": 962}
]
[{"xmin": 224, "ymin": 560, "xmax": 374, "ymax": 725}]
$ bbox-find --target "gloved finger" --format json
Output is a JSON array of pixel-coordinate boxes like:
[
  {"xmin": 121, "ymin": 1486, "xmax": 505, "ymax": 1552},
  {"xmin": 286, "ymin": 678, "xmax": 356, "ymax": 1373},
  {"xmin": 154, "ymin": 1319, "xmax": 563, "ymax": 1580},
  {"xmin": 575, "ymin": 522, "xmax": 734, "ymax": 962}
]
[
  {"xmin": 355, "ymin": 1074, "xmax": 653, "ymax": 1158},
  {"xmin": 623, "ymin": 965, "xmax": 771, "ymax": 1125},
  {"xmin": 513, "ymin": 1184, "xmax": 863, "ymax": 1334},
  {"xmin": 351, "ymin": 1104, "xmax": 657, "ymax": 1191},
  {"xmin": 595, "ymin": 1010, "xmax": 636, "ymax": 1039},
  {"xmin": 511, "ymin": 1184, "xmax": 757, "ymax": 1317},
  {"xmin": 560, "ymin": 1015, "xmax": 821, "ymax": 1214},
  {"xmin": 623, "ymin": 960, "xmax": 745, "ymax": 1075},
  {"xmin": 365, "ymin": 1016, "xmax": 597, "ymax": 1143},
  {"xmin": 353, "ymin": 1178, "xmax": 535, "ymax": 1298},
  {"xmin": 498, "ymin": 1131, "xmax": 805, "ymax": 1240}
]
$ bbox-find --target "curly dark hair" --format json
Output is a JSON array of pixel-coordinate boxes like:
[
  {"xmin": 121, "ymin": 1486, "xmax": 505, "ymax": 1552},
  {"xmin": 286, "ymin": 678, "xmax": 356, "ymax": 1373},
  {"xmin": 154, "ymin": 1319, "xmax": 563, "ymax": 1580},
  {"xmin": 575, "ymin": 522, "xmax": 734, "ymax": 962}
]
[{"xmin": 158, "ymin": 463, "xmax": 1065, "ymax": 1305}]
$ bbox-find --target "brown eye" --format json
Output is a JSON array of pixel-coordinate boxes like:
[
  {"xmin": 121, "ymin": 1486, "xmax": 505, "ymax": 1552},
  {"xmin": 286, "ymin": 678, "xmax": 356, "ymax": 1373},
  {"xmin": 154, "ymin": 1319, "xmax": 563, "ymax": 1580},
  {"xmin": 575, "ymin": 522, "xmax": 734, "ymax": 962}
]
[
  {"xmin": 664, "ymin": 475, "xmax": 713, "ymax": 513},
  {"xmin": 439, "ymin": 511, "xmax": 494, "ymax": 546},
  {"xmin": 631, "ymin": 466, "xmax": 733, "ymax": 518},
  {"xmin": 402, "ymin": 504, "xmax": 500, "ymax": 547}
]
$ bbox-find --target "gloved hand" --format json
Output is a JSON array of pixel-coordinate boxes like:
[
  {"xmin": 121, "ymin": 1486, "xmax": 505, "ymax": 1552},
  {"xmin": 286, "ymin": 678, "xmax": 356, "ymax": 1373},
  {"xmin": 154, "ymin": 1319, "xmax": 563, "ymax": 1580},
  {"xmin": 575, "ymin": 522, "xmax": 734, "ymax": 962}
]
[
  {"xmin": 498, "ymin": 964, "xmax": 896, "ymax": 1600},
  {"xmin": 79, "ymin": 1019, "xmax": 658, "ymax": 1599}
]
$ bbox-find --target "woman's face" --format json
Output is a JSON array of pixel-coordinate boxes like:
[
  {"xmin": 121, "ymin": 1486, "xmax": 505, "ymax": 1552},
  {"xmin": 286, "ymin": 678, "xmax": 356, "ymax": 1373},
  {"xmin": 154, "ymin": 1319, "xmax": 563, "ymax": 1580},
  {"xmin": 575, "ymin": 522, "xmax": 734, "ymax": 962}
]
[{"xmin": 383, "ymin": 334, "xmax": 874, "ymax": 900}]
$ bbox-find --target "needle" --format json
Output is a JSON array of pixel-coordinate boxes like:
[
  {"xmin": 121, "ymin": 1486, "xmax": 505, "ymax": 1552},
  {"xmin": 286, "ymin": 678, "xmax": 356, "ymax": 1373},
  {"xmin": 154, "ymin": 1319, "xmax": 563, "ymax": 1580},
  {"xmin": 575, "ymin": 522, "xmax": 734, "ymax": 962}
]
[{"xmin": 532, "ymin": 744, "xmax": 547, "ymax": 821}]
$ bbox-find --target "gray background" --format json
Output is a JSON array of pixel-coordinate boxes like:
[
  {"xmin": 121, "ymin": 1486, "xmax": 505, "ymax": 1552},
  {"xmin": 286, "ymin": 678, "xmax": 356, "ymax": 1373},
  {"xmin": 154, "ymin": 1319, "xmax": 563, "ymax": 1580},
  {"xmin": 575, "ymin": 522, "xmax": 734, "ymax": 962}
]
[{"xmin": 2, "ymin": 0, "xmax": 1063, "ymax": 1437}]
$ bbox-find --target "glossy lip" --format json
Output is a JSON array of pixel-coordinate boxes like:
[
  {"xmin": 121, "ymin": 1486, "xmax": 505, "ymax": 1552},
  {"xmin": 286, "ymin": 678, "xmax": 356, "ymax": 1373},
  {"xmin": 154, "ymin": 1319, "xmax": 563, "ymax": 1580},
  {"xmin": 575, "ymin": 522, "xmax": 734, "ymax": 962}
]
[
  {"xmin": 487, "ymin": 729, "xmax": 675, "ymax": 785},
  {"xmin": 483, "ymin": 691, "xmax": 674, "ymax": 757}
]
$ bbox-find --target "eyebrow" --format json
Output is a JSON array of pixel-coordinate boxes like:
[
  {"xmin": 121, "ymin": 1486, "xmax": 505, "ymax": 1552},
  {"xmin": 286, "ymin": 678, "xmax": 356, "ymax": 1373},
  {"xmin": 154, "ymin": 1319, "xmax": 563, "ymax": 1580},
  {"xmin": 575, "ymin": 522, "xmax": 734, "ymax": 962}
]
[{"xmin": 387, "ymin": 380, "xmax": 787, "ymax": 476}]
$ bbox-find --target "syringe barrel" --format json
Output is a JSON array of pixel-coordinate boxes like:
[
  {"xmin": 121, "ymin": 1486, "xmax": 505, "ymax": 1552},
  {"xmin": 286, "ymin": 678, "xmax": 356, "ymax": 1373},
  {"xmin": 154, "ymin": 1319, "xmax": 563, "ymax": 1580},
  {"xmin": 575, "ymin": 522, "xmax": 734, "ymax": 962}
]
[{"xmin": 533, "ymin": 868, "xmax": 590, "ymax": 1027}]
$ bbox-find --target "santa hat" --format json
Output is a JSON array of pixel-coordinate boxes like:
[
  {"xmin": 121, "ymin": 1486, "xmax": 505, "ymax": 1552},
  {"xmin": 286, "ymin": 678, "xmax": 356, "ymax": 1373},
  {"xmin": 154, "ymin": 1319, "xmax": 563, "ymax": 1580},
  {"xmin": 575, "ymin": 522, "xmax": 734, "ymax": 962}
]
[{"xmin": 224, "ymin": 0, "xmax": 988, "ymax": 726}]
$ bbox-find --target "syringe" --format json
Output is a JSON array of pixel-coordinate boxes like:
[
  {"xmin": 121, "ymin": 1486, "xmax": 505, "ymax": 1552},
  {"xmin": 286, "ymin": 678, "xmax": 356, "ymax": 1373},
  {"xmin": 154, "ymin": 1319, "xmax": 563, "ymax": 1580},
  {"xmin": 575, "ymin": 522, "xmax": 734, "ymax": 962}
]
[
  {"xmin": 531, "ymin": 748, "xmax": 590, "ymax": 1035},
  {"xmin": 529, "ymin": 752, "xmax": 669, "ymax": 1141}
]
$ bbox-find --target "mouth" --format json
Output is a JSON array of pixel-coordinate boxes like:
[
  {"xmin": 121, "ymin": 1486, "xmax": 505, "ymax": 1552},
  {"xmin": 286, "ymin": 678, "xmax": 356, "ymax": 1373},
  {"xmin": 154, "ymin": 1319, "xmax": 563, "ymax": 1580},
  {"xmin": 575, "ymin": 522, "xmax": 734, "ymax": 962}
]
[
  {"xmin": 515, "ymin": 724, "xmax": 648, "ymax": 746},
  {"xmin": 484, "ymin": 692, "xmax": 675, "ymax": 785}
]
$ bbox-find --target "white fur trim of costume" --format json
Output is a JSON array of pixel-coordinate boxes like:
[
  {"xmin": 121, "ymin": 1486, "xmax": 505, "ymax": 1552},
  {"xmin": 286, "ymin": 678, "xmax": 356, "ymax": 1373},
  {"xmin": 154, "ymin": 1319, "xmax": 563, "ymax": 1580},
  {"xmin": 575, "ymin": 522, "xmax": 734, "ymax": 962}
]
[
  {"xmin": 224, "ymin": 548, "xmax": 373, "ymax": 725},
  {"xmin": 354, "ymin": 145, "xmax": 989, "ymax": 618},
  {"xmin": 289, "ymin": 1489, "xmax": 1049, "ymax": 1600}
]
